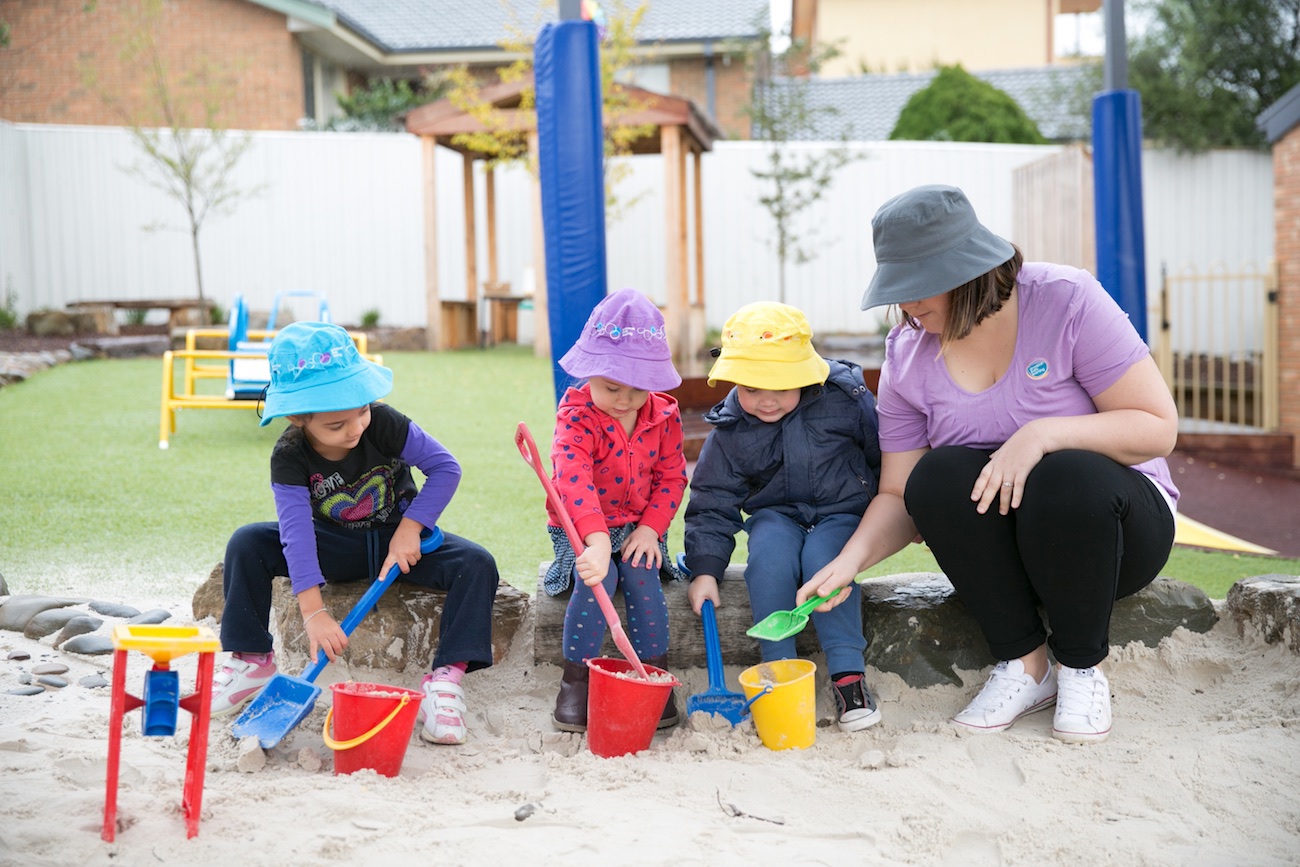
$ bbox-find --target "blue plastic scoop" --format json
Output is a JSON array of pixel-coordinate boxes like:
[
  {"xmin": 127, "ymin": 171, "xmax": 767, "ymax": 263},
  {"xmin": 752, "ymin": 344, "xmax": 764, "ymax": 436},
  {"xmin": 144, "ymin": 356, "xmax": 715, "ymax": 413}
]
[{"xmin": 230, "ymin": 527, "xmax": 443, "ymax": 749}]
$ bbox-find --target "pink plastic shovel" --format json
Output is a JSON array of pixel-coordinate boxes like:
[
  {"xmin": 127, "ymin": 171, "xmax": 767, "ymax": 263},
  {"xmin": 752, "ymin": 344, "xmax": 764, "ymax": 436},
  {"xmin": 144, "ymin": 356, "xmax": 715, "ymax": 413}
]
[{"xmin": 515, "ymin": 422, "xmax": 651, "ymax": 680}]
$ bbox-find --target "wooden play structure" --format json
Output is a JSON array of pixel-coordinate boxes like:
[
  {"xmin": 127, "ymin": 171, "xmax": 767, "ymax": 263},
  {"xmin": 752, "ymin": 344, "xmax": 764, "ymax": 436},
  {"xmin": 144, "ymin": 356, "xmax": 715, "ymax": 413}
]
[
  {"xmin": 404, "ymin": 79, "xmax": 718, "ymax": 371},
  {"xmin": 158, "ymin": 293, "xmax": 376, "ymax": 448}
]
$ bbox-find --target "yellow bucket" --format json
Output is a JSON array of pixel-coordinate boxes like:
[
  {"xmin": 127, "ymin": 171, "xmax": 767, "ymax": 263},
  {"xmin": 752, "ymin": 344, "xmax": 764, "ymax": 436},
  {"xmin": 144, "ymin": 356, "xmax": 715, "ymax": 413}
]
[{"xmin": 738, "ymin": 659, "xmax": 817, "ymax": 750}]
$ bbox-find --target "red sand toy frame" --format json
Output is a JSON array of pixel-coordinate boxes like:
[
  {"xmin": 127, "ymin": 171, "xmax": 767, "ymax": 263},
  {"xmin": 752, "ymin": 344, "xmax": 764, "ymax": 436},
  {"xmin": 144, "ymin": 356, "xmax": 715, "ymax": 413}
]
[{"xmin": 102, "ymin": 623, "xmax": 221, "ymax": 842}]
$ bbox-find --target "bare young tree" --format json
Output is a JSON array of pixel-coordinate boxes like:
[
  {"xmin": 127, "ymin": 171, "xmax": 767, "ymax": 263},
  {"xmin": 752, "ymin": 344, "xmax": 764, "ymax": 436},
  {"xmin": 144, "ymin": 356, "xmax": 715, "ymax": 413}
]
[
  {"xmin": 89, "ymin": 0, "xmax": 261, "ymax": 305},
  {"xmin": 745, "ymin": 28, "xmax": 862, "ymax": 304}
]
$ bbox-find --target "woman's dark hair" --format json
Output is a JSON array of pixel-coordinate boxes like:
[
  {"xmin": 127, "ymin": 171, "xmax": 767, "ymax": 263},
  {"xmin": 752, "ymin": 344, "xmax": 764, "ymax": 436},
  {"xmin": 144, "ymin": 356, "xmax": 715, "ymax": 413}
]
[{"xmin": 899, "ymin": 244, "xmax": 1023, "ymax": 350}]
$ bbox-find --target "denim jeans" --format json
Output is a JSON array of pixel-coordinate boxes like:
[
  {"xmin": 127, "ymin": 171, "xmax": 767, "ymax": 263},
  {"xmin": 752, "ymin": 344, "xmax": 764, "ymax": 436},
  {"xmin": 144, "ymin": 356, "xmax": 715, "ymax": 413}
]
[{"xmin": 743, "ymin": 510, "xmax": 867, "ymax": 675}]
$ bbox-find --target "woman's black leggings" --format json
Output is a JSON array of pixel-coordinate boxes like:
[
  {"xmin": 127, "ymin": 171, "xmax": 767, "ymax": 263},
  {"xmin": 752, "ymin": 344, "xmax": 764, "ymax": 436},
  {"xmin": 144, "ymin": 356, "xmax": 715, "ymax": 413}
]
[{"xmin": 904, "ymin": 447, "xmax": 1175, "ymax": 668}]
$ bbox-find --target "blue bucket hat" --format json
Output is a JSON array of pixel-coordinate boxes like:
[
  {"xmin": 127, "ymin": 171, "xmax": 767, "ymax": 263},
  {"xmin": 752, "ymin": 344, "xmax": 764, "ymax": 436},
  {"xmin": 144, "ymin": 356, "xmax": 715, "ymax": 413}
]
[
  {"xmin": 259, "ymin": 321, "xmax": 393, "ymax": 426},
  {"xmin": 861, "ymin": 185, "xmax": 1016, "ymax": 310},
  {"xmin": 559, "ymin": 288, "xmax": 682, "ymax": 392}
]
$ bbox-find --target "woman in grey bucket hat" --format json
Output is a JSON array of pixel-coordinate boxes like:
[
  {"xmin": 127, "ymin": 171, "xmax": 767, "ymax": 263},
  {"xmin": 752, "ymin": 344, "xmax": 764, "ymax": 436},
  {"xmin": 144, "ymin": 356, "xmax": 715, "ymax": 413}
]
[{"xmin": 799, "ymin": 184, "xmax": 1181, "ymax": 745}]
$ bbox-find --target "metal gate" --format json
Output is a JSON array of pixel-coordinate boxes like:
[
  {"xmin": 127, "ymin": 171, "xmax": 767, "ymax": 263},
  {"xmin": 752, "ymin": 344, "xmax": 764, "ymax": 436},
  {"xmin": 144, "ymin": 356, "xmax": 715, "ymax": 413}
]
[{"xmin": 1154, "ymin": 261, "xmax": 1279, "ymax": 430}]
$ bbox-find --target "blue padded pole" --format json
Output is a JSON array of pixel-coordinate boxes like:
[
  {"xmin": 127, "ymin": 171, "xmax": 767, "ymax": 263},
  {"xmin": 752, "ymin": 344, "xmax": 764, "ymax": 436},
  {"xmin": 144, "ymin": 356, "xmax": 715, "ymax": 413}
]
[
  {"xmin": 1092, "ymin": 89, "xmax": 1149, "ymax": 343},
  {"xmin": 535, "ymin": 19, "xmax": 609, "ymax": 404}
]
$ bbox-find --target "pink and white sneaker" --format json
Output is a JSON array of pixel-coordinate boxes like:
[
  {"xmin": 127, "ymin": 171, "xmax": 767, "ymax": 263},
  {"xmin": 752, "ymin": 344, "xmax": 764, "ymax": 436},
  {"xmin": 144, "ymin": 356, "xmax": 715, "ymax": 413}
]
[
  {"xmin": 210, "ymin": 651, "xmax": 277, "ymax": 717},
  {"xmin": 418, "ymin": 672, "xmax": 468, "ymax": 745}
]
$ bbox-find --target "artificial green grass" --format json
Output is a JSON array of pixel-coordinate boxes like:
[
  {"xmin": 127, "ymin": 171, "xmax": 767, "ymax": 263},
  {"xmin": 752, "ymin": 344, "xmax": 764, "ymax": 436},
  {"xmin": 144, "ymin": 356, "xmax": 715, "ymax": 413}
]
[{"xmin": 1, "ymin": 345, "xmax": 1295, "ymax": 600}]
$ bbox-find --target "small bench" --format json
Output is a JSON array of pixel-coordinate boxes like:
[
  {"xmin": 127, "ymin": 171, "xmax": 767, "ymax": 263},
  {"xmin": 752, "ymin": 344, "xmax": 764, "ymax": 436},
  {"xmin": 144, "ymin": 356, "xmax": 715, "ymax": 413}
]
[{"xmin": 66, "ymin": 298, "xmax": 211, "ymax": 334}]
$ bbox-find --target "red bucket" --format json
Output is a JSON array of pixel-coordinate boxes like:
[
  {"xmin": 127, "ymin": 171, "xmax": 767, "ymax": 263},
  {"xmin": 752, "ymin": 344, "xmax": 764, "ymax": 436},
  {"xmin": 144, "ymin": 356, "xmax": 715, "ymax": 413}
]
[
  {"xmin": 323, "ymin": 681, "xmax": 423, "ymax": 777},
  {"xmin": 585, "ymin": 657, "xmax": 679, "ymax": 758}
]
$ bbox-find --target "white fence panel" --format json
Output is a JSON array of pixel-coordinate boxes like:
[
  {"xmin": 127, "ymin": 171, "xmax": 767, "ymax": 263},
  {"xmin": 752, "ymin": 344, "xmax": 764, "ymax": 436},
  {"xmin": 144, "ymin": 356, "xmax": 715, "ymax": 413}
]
[
  {"xmin": 0, "ymin": 121, "xmax": 33, "ymax": 310},
  {"xmin": 694, "ymin": 140, "xmax": 1062, "ymax": 336},
  {"xmin": 0, "ymin": 121, "xmax": 429, "ymax": 328},
  {"xmin": 1142, "ymin": 148, "xmax": 1274, "ymax": 352},
  {"xmin": 0, "ymin": 120, "xmax": 1275, "ymax": 344}
]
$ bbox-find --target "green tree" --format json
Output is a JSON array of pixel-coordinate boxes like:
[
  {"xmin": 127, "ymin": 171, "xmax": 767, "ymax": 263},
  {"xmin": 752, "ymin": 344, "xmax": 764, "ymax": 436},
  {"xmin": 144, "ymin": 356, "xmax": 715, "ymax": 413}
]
[
  {"xmin": 890, "ymin": 65, "xmax": 1048, "ymax": 144},
  {"xmin": 745, "ymin": 30, "xmax": 863, "ymax": 303},
  {"xmin": 442, "ymin": 1, "xmax": 654, "ymax": 220},
  {"xmin": 1128, "ymin": 0, "xmax": 1300, "ymax": 151}
]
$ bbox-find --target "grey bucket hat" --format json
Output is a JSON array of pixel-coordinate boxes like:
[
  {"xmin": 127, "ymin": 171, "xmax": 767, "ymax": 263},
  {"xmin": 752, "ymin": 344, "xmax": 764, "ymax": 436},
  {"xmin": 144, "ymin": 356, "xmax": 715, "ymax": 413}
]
[{"xmin": 861, "ymin": 185, "xmax": 1016, "ymax": 310}]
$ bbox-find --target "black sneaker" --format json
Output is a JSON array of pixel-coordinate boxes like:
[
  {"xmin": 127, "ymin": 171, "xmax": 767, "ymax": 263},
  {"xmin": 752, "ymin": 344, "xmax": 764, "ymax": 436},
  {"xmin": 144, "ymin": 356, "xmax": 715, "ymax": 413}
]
[{"xmin": 832, "ymin": 674, "xmax": 882, "ymax": 732}]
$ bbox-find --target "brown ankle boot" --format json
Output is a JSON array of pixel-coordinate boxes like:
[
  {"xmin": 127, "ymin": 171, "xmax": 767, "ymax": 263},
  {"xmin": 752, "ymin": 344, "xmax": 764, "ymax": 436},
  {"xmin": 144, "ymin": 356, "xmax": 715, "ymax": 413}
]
[
  {"xmin": 644, "ymin": 655, "xmax": 680, "ymax": 729},
  {"xmin": 552, "ymin": 660, "xmax": 589, "ymax": 732}
]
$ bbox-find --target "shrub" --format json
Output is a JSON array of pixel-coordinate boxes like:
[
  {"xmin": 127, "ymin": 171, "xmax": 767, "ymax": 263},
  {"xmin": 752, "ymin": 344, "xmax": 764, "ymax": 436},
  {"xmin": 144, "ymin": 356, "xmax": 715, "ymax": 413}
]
[{"xmin": 891, "ymin": 65, "xmax": 1047, "ymax": 144}]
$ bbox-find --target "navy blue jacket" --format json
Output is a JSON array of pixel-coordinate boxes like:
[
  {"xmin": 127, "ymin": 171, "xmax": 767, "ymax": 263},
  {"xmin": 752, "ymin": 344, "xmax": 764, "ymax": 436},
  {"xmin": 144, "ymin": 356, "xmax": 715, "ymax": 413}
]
[{"xmin": 683, "ymin": 359, "xmax": 882, "ymax": 580}]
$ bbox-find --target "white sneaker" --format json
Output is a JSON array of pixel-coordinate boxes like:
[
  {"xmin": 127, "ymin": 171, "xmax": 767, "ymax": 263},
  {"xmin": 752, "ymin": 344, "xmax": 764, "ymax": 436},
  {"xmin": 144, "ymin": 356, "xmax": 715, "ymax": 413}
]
[
  {"xmin": 210, "ymin": 652, "xmax": 277, "ymax": 717},
  {"xmin": 418, "ymin": 674, "xmax": 467, "ymax": 745},
  {"xmin": 952, "ymin": 659, "xmax": 1057, "ymax": 734},
  {"xmin": 1053, "ymin": 665, "xmax": 1112, "ymax": 744}
]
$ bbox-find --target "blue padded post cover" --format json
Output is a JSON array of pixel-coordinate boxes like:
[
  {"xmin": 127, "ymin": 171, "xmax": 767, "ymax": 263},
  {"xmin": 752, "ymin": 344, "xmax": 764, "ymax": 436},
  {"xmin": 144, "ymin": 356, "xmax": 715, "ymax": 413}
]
[
  {"xmin": 1092, "ymin": 89, "xmax": 1148, "ymax": 342},
  {"xmin": 535, "ymin": 19, "xmax": 608, "ymax": 404}
]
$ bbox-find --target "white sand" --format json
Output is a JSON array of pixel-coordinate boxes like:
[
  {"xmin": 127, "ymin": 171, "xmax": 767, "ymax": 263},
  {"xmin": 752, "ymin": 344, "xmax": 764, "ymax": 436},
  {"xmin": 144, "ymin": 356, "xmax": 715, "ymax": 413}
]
[{"xmin": 1, "ymin": 596, "xmax": 1298, "ymax": 866}]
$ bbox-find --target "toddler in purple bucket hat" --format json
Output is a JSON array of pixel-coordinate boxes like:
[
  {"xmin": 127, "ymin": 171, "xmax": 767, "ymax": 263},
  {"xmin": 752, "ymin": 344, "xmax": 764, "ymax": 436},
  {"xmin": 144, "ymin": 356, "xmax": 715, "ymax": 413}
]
[
  {"xmin": 543, "ymin": 288, "xmax": 688, "ymax": 734},
  {"xmin": 558, "ymin": 287, "xmax": 682, "ymax": 391}
]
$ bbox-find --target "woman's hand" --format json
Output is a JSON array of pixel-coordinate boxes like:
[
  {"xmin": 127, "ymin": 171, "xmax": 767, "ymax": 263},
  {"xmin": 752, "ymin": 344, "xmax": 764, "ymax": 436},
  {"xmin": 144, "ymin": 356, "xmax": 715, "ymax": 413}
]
[
  {"xmin": 796, "ymin": 556, "xmax": 859, "ymax": 612},
  {"xmin": 972, "ymin": 422, "xmax": 1048, "ymax": 515},
  {"xmin": 620, "ymin": 524, "xmax": 663, "ymax": 569},
  {"xmin": 686, "ymin": 573, "xmax": 720, "ymax": 614}
]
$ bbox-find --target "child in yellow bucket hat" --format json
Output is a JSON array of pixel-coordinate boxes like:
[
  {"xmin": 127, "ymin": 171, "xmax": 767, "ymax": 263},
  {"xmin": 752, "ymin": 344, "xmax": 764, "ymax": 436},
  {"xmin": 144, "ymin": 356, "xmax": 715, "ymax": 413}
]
[{"xmin": 683, "ymin": 302, "xmax": 885, "ymax": 731}]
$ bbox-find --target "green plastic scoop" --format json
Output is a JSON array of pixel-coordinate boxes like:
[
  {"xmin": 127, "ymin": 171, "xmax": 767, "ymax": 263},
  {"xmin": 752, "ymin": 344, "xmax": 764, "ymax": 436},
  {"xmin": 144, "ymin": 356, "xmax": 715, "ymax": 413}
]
[{"xmin": 745, "ymin": 587, "xmax": 844, "ymax": 641}]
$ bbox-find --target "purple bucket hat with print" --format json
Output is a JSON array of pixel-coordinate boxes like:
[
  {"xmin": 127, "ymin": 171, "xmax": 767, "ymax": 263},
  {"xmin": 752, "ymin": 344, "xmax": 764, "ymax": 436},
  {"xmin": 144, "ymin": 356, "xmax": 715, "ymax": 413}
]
[
  {"xmin": 259, "ymin": 321, "xmax": 392, "ymax": 426},
  {"xmin": 559, "ymin": 288, "xmax": 682, "ymax": 392}
]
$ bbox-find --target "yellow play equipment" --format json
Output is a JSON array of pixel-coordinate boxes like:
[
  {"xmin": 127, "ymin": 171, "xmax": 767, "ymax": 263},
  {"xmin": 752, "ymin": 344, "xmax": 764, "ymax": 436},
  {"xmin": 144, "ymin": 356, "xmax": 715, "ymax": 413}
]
[{"xmin": 158, "ymin": 293, "xmax": 377, "ymax": 448}]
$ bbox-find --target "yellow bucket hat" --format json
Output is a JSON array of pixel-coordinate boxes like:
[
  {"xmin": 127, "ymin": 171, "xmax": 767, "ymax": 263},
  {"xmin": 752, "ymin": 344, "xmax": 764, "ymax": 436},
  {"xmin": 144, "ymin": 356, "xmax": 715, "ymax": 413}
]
[{"xmin": 707, "ymin": 302, "xmax": 830, "ymax": 390}]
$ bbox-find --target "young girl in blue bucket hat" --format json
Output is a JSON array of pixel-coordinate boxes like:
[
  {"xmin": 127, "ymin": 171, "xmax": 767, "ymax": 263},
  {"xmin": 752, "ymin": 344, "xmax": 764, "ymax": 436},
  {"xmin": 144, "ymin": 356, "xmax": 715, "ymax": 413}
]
[
  {"xmin": 212, "ymin": 321, "xmax": 500, "ymax": 746},
  {"xmin": 543, "ymin": 288, "xmax": 689, "ymax": 733}
]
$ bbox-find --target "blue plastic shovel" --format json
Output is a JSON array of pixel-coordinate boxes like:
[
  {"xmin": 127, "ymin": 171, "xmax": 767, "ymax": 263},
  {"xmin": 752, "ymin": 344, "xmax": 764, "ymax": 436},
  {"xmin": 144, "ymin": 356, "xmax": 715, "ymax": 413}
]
[
  {"xmin": 677, "ymin": 555, "xmax": 766, "ymax": 725},
  {"xmin": 230, "ymin": 526, "xmax": 444, "ymax": 749}
]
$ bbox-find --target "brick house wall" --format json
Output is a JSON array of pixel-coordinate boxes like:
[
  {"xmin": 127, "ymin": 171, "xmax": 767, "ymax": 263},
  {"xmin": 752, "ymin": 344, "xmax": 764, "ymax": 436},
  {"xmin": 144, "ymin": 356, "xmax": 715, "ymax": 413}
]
[
  {"xmin": 669, "ymin": 56, "xmax": 751, "ymax": 139},
  {"xmin": 0, "ymin": 0, "xmax": 303, "ymax": 130},
  {"xmin": 1275, "ymin": 128, "xmax": 1300, "ymax": 465}
]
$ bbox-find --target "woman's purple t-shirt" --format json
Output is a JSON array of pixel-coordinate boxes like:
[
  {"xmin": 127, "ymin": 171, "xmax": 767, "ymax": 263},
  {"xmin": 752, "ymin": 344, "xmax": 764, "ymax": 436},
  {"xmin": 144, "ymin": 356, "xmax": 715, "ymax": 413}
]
[{"xmin": 876, "ymin": 261, "xmax": 1178, "ymax": 509}]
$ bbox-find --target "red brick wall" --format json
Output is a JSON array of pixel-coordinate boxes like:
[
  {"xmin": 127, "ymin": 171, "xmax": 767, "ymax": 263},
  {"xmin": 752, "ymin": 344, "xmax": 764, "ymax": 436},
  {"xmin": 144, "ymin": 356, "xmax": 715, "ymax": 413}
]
[
  {"xmin": 1276, "ymin": 129, "xmax": 1300, "ymax": 465},
  {"xmin": 0, "ymin": 0, "xmax": 304, "ymax": 130},
  {"xmin": 669, "ymin": 56, "xmax": 752, "ymax": 139}
]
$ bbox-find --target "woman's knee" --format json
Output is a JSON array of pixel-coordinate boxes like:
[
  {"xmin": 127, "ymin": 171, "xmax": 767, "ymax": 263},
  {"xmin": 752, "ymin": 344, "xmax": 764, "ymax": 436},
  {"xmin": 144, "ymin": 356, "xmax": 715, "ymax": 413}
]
[{"xmin": 1021, "ymin": 450, "xmax": 1125, "ymax": 523}]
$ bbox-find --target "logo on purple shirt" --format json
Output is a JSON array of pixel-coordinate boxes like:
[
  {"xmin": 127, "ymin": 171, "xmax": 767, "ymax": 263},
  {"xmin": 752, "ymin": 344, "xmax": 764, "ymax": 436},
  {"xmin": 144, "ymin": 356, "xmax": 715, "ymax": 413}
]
[{"xmin": 1026, "ymin": 358, "xmax": 1049, "ymax": 380}]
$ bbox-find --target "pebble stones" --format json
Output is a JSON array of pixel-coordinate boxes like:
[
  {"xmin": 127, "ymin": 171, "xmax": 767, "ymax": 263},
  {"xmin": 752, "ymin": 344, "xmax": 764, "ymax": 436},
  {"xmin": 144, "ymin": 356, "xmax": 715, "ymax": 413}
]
[
  {"xmin": 60, "ymin": 634, "xmax": 115, "ymax": 655},
  {"xmin": 78, "ymin": 673, "xmax": 108, "ymax": 689},
  {"xmin": 31, "ymin": 662, "xmax": 69, "ymax": 676},
  {"xmin": 237, "ymin": 737, "xmax": 267, "ymax": 773},
  {"xmin": 88, "ymin": 601, "xmax": 140, "ymax": 619},
  {"xmin": 36, "ymin": 675, "xmax": 68, "ymax": 689},
  {"xmin": 7, "ymin": 650, "xmax": 30, "ymax": 661},
  {"xmin": 6, "ymin": 686, "xmax": 44, "ymax": 696},
  {"xmin": 126, "ymin": 609, "xmax": 172, "ymax": 626}
]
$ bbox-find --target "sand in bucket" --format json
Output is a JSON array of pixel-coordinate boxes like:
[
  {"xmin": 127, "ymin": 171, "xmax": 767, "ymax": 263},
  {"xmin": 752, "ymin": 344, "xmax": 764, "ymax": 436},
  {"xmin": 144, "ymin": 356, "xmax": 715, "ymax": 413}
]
[
  {"xmin": 323, "ymin": 681, "xmax": 423, "ymax": 777},
  {"xmin": 738, "ymin": 659, "xmax": 817, "ymax": 750},
  {"xmin": 585, "ymin": 658, "xmax": 679, "ymax": 758}
]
